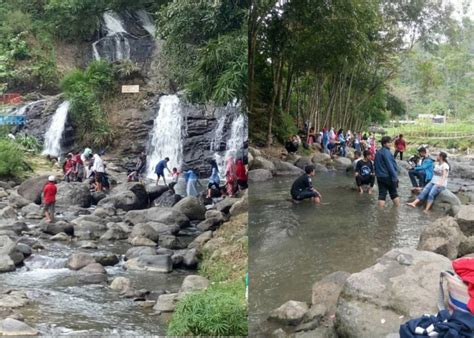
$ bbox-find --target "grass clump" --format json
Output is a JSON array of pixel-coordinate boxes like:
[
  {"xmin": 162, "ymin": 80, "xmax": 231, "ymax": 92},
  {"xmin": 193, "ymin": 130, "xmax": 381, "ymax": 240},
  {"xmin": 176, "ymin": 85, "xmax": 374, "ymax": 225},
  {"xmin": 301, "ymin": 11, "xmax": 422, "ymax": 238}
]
[{"xmin": 0, "ymin": 139, "xmax": 27, "ymax": 178}]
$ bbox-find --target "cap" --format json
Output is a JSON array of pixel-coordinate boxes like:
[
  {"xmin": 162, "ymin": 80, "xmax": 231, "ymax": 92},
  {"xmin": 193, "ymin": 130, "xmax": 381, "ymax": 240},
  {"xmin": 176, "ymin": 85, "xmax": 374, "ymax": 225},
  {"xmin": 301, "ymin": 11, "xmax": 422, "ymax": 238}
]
[{"xmin": 48, "ymin": 175, "xmax": 56, "ymax": 182}]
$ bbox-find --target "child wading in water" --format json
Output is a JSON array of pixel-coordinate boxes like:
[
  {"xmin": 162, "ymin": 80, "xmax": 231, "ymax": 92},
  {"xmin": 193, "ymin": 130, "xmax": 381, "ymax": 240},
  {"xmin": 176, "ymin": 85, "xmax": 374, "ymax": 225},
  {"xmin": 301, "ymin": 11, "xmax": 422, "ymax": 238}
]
[{"xmin": 42, "ymin": 175, "xmax": 57, "ymax": 223}]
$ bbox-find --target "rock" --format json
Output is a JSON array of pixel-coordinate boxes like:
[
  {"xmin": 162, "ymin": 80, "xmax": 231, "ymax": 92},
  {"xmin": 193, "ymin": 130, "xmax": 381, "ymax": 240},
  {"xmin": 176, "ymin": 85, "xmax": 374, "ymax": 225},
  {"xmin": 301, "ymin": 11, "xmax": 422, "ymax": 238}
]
[
  {"xmin": 94, "ymin": 254, "xmax": 119, "ymax": 266},
  {"xmin": 71, "ymin": 217, "xmax": 106, "ymax": 240},
  {"xmin": 153, "ymin": 293, "xmax": 179, "ymax": 312},
  {"xmin": 432, "ymin": 189, "xmax": 461, "ymax": 214},
  {"xmin": 128, "ymin": 236, "xmax": 157, "ymax": 247},
  {"xmin": 333, "ymin": 157, "xmax": 352, "ymax": 171},
  {"xmin": 8, "ymin": 192, "xmax": 30, "ymax": 209},
  {"xmin": 91, "ymin": 191, "xmax": 107, "ymax": 205},
  {"xmin": 0, "ymin": 291, "xmax": 29, "ymax": 308},
  {"xmin": 312, "ymin": 153, "xmax": 331, "ymax": 164},
  {"xmin": 171, "ymin": 252, "xmax": 184, "ymax": 266},
  {"xmin": 55, "ymin": 182, "xmax": 92, "ymax": 208},
  {"xmin": 152, "ymin": 191, "xmax": 182, "ymax": 207},
  {"xmin": 80, "ymin": 262, "xmax": 106, "ymax": 274},
  {"xmin": 0, "ymin": 206, "xmax": 16, "ymax": 220},
  {"xmin": 294, "ymin": 157, "xmax": 313, "ymax": 170},
  {"xmin": 0, "ymin": 255, "xmax": 15, "ymax": 272},
  {"xmin": 125, "ymin": 207, "xmax": 190, "ymax": 228},
  {"xmin": 455, "ymin": 205, "xmax": 474, "ymax": 236},
  {"xmin": 20, "ymin": 203, "xmax": 40, "ymax": 218},
  {"xmin": 230, "ymin": 192, "xmax": 248, "ymax": 216},
  {"xmin": 50, "ymin": 232, "xmax": 71, "ymax": 241},
  {"xmin": 215, "ymin": 198, "xmax": 239, "ymax": 214},
  {"xmin": 129, "ymin": 223, "xmax": 159, "ymax": 242},
  {"xmin": 15, "ymin": 243, "xmax": 32, "ymax": 257},
  {"xmin": 93, "ymin": 207, "xmax": 116, "ymax": 218},
  {"xmin": 42, "ymin": 221, "xmax": 74, "ymax": 236},
  {"xmin": 248, "ymin": 169, "xmax": 272, "ymax": 182},
  {"xmin": 253, "ymin": 156, "xmax": 276, "ymax": 172},
  {"xmin": 189, "ymin": 231, "xmax": 213, "ymax": 249},
  {"xmin": 205, "ymin": 210, "xmax": 224, "ymax": 221},
  {"xmin": 272, "ymin": 160, "xmax": 304, "ymax": 176},
  {"xmin": 418, "ymin": 216, "xmax": 464, "ymax": 259},
  {"xmin": 197, "ymin": 218, "xmax": 222, "ymax": 232},
  {"xmin": 100, "ymin": 224, "xmax": 129, "ymax": 240},
  {"xmin": 335, "ymin": 248, "xmax": 452, "ymax": 337},
  {"xmin": 110, "ymin": 277, "xmax": 131, "ymax": 292},
  {"xmin": 156, "ymin": 248, "xmax": 174, "ymax": 256},
  {"xmin": 183, "ymin": 248, "xmax": 199, "ymax": 268},
  {"xmin": 0, "ymin": 236, "xmax": 23, "ymax": 266},
  {"xmin": 302, "ymin": 303, "xmax": 327, "ymax": 325},
  {"xmin": 0, "ymin": 318, "xmax": 38, "ymax": 336},
  {"xmin": 98, "ymin": 182, "xmax": 149, "ymax": 211},
  {"xmin": 17, "ymin": 175, "xmax": 48, "ymax": 204},
  {"xmin": 125, "ymin": 246, "xmax": 156, "ymax": 259},
  {"xmin": 145, "ymin": 184, "xmax": 169, "ymax": 201},
  {"xmin": 269, "ymin": 300, "xmax": 309, "ymax": 326},
  {"xmin": 179, "ymin": 275, "xmax": 209, "ymax": 294},
  {"xmin": 78, "ymin": 262, "xmax": 107, "ymax": 284},
  {"xmin": 66, "ymin": 253, "xmax": 95, "ymax": 270},
  {"xmin": 79, "ymin": 241, "xmax": 98, "ymax": 249},
  {"xmin": 125, "ymin": 254, "xmax": 173, "ymax": 273},
  {"xmin": 459, "ymin": 236, "xmax": 474, "ymax": 256},
  {"xmin": 173, "ymin": 197, "xmax": 206, "ymax": 221},
  {"xmin": 159, "ymin": 235, "xmax": 183, "ymax": 249},
  {"xmin": 311, "ymin": 271, "xmax": 350, "ymax": 314}
]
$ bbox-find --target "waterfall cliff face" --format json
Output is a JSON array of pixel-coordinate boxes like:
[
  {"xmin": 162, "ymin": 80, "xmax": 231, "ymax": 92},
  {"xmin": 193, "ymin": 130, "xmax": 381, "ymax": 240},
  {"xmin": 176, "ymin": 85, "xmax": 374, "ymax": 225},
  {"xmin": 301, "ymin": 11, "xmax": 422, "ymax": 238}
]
[{"xmin": 42, "ymin": 101, "xmax": 70, "ymax": 157}]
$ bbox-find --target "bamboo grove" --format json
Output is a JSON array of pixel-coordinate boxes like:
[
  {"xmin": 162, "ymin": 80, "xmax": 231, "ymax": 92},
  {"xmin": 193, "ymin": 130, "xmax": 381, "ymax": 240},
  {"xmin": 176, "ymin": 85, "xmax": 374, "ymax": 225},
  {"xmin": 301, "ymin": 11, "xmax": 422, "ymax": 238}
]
[{"xmin": 248, "ymin": 0, "xmax": 457, "ymax": 144}]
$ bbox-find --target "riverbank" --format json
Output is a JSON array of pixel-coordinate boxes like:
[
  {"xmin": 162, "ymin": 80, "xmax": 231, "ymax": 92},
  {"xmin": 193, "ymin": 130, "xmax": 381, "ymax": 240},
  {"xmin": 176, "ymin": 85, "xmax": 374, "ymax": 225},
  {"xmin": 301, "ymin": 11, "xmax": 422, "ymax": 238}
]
[
  {"xmin": 248, "ymin": 143, "xmax": 473, "ymax": 337},
  {"xmin": 0, "ymin": 163, "xmax": 248, "ymax": 335}
]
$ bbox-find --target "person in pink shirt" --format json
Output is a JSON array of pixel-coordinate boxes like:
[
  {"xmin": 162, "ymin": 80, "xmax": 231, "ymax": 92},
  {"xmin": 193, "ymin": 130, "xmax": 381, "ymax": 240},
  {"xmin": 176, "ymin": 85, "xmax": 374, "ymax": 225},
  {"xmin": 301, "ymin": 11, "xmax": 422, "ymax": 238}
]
[{"xmin": 394, "ymin": 134, "xmax": 406, "ymax": 160}]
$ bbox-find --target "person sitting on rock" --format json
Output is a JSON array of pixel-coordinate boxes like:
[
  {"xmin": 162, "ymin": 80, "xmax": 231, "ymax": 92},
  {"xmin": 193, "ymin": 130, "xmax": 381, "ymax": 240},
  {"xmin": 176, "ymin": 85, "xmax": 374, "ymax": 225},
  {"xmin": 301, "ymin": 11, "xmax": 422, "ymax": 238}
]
[
  {"xmin": 407, "ymin": 152, "xmax": 450, "ymax": 213},
  {"xmin": 355, "ymin": 150, "xmax": 375, "ymax": 194},
  {"xmin": 285, "ymin": 135, "xmax": 298, "ymax": 154},
  {"xmin": 408, "ymin": 147, "xmax": 434, "ymax": 192},
  {"xmin": 42, "ymin": 175, "xmax": 57, "ymax": 223},
  {"xmin": 290, "ymin": 165, "xmax": 321, "ymax": 204},
  {"xmin": 169, "ymin": 167, "xmax": 180, "ymax": 193}
]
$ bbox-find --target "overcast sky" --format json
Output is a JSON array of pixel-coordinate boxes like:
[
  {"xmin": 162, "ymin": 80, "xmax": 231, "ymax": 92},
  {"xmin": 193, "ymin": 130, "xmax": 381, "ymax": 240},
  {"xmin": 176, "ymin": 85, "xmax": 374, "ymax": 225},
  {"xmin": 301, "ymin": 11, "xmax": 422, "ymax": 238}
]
[{"xmin": 450, "ymin": 0, "xmax": 474, "ymax": 20}]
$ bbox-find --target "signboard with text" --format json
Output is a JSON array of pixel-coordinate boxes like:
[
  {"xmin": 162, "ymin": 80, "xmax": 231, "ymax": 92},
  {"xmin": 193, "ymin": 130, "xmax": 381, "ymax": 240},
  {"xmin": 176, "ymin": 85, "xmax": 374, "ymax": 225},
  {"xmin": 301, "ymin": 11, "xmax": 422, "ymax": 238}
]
[{"xmin": 121, "ymin": 85, "xmax": 140, "ymax": 93}]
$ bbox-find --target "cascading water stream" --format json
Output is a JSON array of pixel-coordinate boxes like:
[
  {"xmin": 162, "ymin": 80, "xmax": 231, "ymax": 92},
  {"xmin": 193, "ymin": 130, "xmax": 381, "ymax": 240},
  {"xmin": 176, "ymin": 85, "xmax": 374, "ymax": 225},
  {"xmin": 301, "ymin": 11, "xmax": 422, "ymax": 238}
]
[
  {"xmin": 146, "ymin": 95, "xmax": 183, "ymax": 179},
  {"xmin": 7, "ymin": 99, "xmax": 45, "ymax": 116},
  {"xmin": 136, "ymin": 10, "xmax": 156, "ymax": 37},
  {"xmin": 93, "ymin": 11, "xmax": 130, "ymax": 61},
  {"xmin": 42, "ymin": 101, "xmax": 70, "ymax": 157}
]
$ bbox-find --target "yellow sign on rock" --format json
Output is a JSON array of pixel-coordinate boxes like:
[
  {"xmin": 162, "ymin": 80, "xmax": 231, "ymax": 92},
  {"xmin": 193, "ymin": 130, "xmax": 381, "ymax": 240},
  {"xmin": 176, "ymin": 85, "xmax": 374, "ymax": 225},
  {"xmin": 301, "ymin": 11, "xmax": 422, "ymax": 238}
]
[{"xmin": 121, "ymin": 85, "xmax": 140, "ymax": 93}]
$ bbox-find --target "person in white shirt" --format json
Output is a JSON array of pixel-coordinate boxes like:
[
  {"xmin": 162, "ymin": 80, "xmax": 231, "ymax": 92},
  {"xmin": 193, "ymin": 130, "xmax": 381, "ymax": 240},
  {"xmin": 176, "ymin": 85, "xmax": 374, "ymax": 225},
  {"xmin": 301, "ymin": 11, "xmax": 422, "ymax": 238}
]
[
  {"xmin": 91, "ymin": 153, "xmax": 106, "ymax": 192},
  {"xmin": 407, "ymin": 152, "xmax": 450, "ymax": 212}
]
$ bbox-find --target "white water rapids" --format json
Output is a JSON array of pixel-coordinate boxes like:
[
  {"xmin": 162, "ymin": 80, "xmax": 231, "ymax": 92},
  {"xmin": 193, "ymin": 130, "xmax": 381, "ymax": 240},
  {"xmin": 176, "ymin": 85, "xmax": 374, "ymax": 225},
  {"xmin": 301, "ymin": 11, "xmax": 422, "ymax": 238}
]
[{"xmin": 42, "ymin": 101, "xmax": 70, "ymax": 157}]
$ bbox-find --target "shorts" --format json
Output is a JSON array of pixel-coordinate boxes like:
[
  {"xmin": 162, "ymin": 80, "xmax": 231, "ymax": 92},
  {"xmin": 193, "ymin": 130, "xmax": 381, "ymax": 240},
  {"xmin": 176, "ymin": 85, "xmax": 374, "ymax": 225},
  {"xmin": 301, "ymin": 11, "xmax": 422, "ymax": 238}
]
[
  {"xmin": 292, "ymin": 190, "xmax": 320, "ymax": 201},
  {"xmin": 95, "ymin": 172, "xmax": 104, "ymax": 182},
  {"xmin": 377, "ymin": 177, "xmax": 398, "ymax": 201},
  {"xmin": 208, "ymin": 182, "xmax": 219, "ymax": 190},
  {"xmin": 156, "ymin": 171, "xmax": 164, "ymax": 177},
  {"xmin": 43, "ymin": 203, "xmax": 55, "ymax": 215}
]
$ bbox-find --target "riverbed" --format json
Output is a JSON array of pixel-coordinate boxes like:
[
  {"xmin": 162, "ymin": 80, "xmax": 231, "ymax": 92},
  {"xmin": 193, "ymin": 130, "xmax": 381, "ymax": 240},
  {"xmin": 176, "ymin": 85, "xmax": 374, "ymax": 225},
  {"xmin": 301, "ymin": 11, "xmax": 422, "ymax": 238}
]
[{"xmin": 248, "ymin": 173, "xmax": 442, "ymax": 335}]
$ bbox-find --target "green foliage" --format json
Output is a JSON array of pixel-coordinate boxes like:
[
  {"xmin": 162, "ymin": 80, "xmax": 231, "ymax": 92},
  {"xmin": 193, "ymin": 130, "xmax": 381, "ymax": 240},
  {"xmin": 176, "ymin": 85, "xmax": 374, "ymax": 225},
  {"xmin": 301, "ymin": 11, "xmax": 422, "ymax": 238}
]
[
  {"xmin": 157, "ymin": 0, "xmax": 248, "ymax": 104},
  {"xmin": 14, "ymin": 133, "xmax": 41, "ymax": 153},
  {"xmin": 167, "ymin": 282, "xmax": 247, "ymax": 337},
  {"xmin": 0, "ymin": 139, "xmax": 26, "ymax": 177},
  {"xmin": 273, "ymin": 113, "xmax": 298, "ymax": 144},
  {"xmin": 61, "ymin": 61, "xmax": 115, "ymax": 147}
]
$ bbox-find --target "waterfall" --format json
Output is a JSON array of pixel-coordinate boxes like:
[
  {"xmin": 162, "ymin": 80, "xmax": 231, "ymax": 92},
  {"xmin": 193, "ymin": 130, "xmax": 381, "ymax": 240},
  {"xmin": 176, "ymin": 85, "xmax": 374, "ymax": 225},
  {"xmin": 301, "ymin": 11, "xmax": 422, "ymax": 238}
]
[
  {"xmin": 7, "ymin": 99, "xmax": 45, "ymax": 116},
  {"xmin": 93, "ymin": 11, "xmax": 131, "ymax": 61},
  {"xmin": 42, "ymin": 101, "xmax": 70, "ymax": 157},
  {"xmin": 214, "ymin": 112, "xmax": 247, "ymax": 174},
  {"xmin": 210, "ymin": 115, "xmax": 227, "ymax": 152},
  {"xmin": 136, "ymin": 10, "xmax": 155, "ymax": 37},
  {"xmin": 146, "ymin": 95, "xmax": 183, "ymax": 179}
]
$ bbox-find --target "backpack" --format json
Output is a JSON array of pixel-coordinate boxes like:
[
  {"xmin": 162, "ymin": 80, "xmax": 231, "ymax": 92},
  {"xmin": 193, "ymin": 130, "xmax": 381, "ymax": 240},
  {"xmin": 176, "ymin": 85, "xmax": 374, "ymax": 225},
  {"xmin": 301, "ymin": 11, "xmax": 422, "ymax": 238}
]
[{"xmin": 438, "ymin": 271, "xmax": 470, "ymax": 313}]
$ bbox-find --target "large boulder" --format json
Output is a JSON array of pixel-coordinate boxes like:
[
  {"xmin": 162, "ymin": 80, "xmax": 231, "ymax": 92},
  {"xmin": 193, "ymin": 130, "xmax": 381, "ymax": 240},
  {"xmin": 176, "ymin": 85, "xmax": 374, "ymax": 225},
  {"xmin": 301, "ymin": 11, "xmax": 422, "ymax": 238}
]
[
  {"xmin": 71, "ymin": 218, "xmax": 106, "ymax": 240},
  {"xmin": 294, "ymin": 157, "xmax": 313, "ymax": 170},
  {"xmin": 124, "ymin": 207, "xmax": 189, "ymax": 228},
  {"xmin": 152, "ymin": 191, "xmax": 182, "ymax": 207},
  {"xmin": 129, "ymin": 223, "xmax": 159, "ymax": 242},
  {"xmin": 110, "ymin": 277, "xmax": 131, "ymax": 292},
  {"xmin": 153, "ymin": 293, "xmax": 179, "ymax": 313},
  {"xmin": 417, "ymin": 216, "xmax": 464, "ymax": 259},
  {"xmin": 335, "ymin": 248, "xmax": 452, "ymax": 337},
  {"xmin": 125, "ymin": 246, "xmax": 156, "ymax": 259},
  {"xmin": 249, "ymin": 169, "xmax": 272, "ymax": 182},
  {"xmin": 8, "ymin": 192, "xmax": 30, "ymax": 209},
  {"xmin": 179, "ymin": 275, "xmax": 209, "ymax": 294},
  {"xmin": 0, "ymin": 255, "xmax": 15, "ymax": 272},
  {"xmin": 125, "ymin": 254, "xmax": 173, "ymax": 273},
  {"xmin": 0, "ymin": 318, "xmax": 38, "ymax": 336},
  {"xmin": 333, "ymin": 157, "xmax": 352, "ymax": 171},
  {"xmin": 230, "ymin": 192, "xmax": 248, "ymax": 216},
  {"xmin": 172, "ymin": 197, "xmax": 206, "ymax": 221},
  {"xmin": 55, "ymin": 182, "xmax": 92, "ymax": 208},
  {"xmin": 0, "ymin": 207, "xmax": 16, "ymax": 220},
  {"xmin": 312, "ymin": 153, "xmax": 331, "ymax": 164},
  {"xmin": 17, "ymin": 175, "xmax": 49, "ymax": 204},
  {"xmin": 252, "ymin": 156, "xmax": 276, "ymax": 172},
  {"xmin": 311, "ymin": 271, "xmax": 350, "ymax": 314},
  {"xmin": 269, "ymin": 300, "xmax": 309, "ymax": 326},
  {"xmin": 215, "ymin": 198, "xmax": 239, "ymax": 214},
  {"xmin": 432, "ymin": 189, "xmax": 461, "ymax": 214},
  {"xmin": 145, "ymin": 184, "xmax": 169, "ymax": 201},
  {"xmin": 273, "ymin": 160, "xmax": 304, "ymax": 176},
  {"xmin": 66, "ymin": 253, "xmax": 95, "ymax": 270},
  {"xmin": 98, "ymin": 182, "xmax": 149, "ymax": 211},
  {"xmin": 455, "ymin": 205, "xmax": 474, "ymax": 236},
  {"xmin": 41, "ymin": 221, "xmax": 74, "ymax": 236},
  {"xmin": 0, "ymin": 236, "xmax": 23, "ymax": 266}
]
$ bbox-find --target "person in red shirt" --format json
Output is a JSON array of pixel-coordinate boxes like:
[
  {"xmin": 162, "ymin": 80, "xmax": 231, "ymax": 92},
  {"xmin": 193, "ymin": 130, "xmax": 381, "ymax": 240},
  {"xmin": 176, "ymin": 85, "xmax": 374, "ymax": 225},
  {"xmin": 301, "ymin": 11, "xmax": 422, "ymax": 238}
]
[
  {"xmin": 394, "ymin": 134, "xmax": 406, "ymax": 160},
  {"xmin": 63, "ymin": 153, "xmax": 74, "ymax": 182},
  {"xmin": 42, "ymin": 175, "xmax": 57, "ymax": 223},
  {"xmin": 236, "ymin": 159, "xmax": 248, "ymax": 190}
]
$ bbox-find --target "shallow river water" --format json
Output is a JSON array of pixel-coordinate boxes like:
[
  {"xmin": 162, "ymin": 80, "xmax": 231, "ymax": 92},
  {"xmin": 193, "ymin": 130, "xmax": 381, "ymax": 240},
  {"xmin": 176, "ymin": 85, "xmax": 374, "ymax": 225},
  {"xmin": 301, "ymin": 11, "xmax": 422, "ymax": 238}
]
[{"xmin": 248, "ymin": 172, "xmax": 442, "ymax": 335}]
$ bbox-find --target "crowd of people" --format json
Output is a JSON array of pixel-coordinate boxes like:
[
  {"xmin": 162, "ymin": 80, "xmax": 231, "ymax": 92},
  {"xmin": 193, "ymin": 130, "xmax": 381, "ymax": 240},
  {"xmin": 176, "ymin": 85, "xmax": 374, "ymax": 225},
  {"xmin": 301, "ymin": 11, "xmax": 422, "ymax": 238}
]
[{"xmin": 290, "ymin": 130, "xmax": 450, "ymax": 213}]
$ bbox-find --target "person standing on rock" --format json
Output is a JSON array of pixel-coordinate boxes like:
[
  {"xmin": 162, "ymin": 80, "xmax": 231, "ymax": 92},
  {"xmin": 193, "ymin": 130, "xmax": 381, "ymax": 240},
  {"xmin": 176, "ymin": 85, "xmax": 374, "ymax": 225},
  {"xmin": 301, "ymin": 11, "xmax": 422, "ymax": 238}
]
[
  {"xmin": 91, "ymin": 153, "xmax": 106, "ymax": 192},
  {"xmin": 62, "ymin": 153, "xmax": 74, "ymax": 182},
  {"xmin": 236, "ymin": 159, "xmax": 248, "ymax": 191},
  {"xmin": 207, "ymin": 160, "xmax": 220, "ymax": 198},
  {"xmin": 42, "ymin": 175, "xmax": 57, "ymax": 223},
  {"xmin": 155, "ymin": 157, "xmax": 170, "ymax": 186},
  {"xmin": 290, "ymin": 165, "xmax": 321, "ymax": 204},
  {"xmin": 407, "ymin": 152, "xmax": 450, "ymax": 212},
  {"xmin": 184, "ymin": 168, "xmax": 201, "ymax": 197},
  {"xmin": 394, "ymin": 134, "xmax": 406, "ymax": 160},
  {"xmin": 374, "ymin": 136, "xmax": 400, "ymax": 207}
]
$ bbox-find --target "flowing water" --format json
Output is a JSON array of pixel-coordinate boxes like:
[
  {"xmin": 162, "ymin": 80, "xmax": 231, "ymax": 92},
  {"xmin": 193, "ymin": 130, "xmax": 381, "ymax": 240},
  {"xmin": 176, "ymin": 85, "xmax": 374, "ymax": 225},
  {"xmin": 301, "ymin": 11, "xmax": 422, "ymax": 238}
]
[
  {"xmin": 0, "ymin": 236, "xmax": 186, "ymax": 335},
  {"xmin": 42, "ymin": 101, "xmax": 70, "ymax": 157},
  {"xmin": 136, "ymin": 10, "xmax": 156, "ymax": 37},
  {"xmin": 93, "ymin": 11, "xmax": 131, "ymax": 61},
  {"xmin": 7, "ymin": 100, "xmax": 45, "ymax": 116},
  {"xmin": 248, "ymin": 174, "xmax": 441, "ymax": 335},
  {"xmin": 146, "ymin": 95, "xmax": 183, "ymax": 179}
]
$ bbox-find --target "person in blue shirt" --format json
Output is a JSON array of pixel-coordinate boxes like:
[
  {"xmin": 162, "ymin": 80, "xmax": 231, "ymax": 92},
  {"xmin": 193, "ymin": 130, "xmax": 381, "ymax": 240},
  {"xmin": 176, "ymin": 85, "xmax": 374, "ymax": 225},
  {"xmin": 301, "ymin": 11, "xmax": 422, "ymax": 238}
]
[
  {"xmin": 322, "ymin": 128, "xmax": 329, "ymax": 154},
  {"xmin": 207, "ymin": 159, "xmax": 220, "ymax": 198},
  {"xmin": 155, "ymin": 157, "xmax": 170, "ymax": 186},
  {"xmin": 184, "ymin": 169, "xmax": 202, "ymax": 197},
  {"xmin": 337, "ymin": 129, "xmax": 346, "ymax": 157},
  {"xmin": 408, "ymin": 147, "xmax": 434, "ymax": 191},
  {"xmin": 374, "ymin": 136, "xmax": 400, "ymax": 207}
]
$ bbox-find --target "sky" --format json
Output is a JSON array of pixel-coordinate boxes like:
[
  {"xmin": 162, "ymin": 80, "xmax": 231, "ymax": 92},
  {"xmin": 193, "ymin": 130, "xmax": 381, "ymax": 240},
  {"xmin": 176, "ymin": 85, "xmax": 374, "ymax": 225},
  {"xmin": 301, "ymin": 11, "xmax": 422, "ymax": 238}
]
[{"xmin": 450, "ymin": 0, "xmax": 474, "ymax": 20}]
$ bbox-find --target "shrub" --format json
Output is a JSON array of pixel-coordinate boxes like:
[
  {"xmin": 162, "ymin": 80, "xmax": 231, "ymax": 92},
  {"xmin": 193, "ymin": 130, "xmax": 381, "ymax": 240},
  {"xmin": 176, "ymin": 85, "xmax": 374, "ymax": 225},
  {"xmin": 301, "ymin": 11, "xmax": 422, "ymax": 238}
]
[
  {"xmin": 167, "ymin": 282, "xmax": 247, "ymax": 336},
  {"xmin": 0, "ymin": 139, "xmax": 26, "ymax": 177}
]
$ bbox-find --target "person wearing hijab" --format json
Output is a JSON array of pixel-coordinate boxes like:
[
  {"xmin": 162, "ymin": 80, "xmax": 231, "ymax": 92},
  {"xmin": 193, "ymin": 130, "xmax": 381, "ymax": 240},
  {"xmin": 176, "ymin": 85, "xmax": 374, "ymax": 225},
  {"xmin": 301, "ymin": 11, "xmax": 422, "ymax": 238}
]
[
  {"xmin": 225, "ymin": 156, "xmax": 237, "ymax": 197},
  {"xmin": 236, "ymin": 159, "xmax": 248, "ymax": 190}
]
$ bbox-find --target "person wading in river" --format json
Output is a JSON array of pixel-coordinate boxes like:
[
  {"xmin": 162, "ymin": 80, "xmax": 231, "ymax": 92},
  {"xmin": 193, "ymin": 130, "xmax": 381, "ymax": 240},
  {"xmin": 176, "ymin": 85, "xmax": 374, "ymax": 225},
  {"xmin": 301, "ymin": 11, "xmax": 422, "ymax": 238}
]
[
  {"xmin": 155, "ymin": 157, "xmax": 170, "ymax": 186},
  {"xmin": 355, "ymin": 150, "xmax": 375, "ymax": 194},
  {"xmin": 290, "ymin": 165, "xmax": 321, "ymax": 204},
  {"xmin": 42, "ymin": 175, "xmax": 57, "ymax": 223},
  {"xmin": 374, "ymin": 136, "xmax": 400, "ymax": 207}
]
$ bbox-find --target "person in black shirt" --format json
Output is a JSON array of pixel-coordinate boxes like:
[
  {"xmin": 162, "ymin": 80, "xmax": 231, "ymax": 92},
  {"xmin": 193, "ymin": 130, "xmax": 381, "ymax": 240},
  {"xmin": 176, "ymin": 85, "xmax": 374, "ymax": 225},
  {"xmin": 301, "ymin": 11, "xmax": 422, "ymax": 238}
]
[
  {"xmin": 355, "ymin": 150, "xmax": 375, "ymax": 194},
  {"xmin": 290, "ymin": 165, "xmax": 321, "ymax": 204}
]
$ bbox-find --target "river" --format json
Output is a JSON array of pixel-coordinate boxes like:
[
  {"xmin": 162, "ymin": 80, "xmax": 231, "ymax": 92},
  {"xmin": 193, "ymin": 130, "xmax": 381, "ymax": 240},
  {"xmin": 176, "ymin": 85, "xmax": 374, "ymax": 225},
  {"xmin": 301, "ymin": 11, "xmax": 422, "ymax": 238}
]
[{"xmin": 248, "ymin": 173, "xmax": 442, "ymax": 335}]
